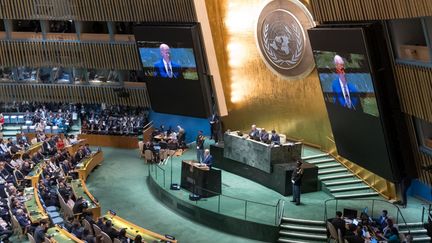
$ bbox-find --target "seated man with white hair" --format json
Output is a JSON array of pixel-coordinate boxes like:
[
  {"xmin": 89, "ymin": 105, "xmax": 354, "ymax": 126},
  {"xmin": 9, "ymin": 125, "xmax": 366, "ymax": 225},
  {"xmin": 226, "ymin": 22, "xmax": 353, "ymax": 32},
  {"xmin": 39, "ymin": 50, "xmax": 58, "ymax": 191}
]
[
  {"xmin": 249, "ymin": 124, "xmax": 260, "ymax": 141},
  {"xmin": 201, "ymin": 149, "xmax": 213, "ymax": 169}
]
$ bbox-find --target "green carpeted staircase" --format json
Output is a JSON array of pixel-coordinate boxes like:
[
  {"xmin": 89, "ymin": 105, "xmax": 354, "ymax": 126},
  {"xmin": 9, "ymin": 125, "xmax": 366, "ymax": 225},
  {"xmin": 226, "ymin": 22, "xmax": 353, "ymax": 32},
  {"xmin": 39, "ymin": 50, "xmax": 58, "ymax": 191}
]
[
  {"xmin": 399, "ymin": 222, "xmax": 431, "ymax": 242},
  {"xmin": 302, "ymin": 153, "xmax": 379, "ymax": 199},
  {"xmin": 277, "ymin": 217, "xmax": 327, "ymax": 243}
]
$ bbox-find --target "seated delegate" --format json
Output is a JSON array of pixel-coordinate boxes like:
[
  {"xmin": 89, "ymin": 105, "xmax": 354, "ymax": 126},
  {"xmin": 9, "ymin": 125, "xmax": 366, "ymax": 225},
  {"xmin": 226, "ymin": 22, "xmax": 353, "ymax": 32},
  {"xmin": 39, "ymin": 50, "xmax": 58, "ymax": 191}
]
[{"xmin": 247, "ymin": 125, "xmax": 282, "ymax": 145}]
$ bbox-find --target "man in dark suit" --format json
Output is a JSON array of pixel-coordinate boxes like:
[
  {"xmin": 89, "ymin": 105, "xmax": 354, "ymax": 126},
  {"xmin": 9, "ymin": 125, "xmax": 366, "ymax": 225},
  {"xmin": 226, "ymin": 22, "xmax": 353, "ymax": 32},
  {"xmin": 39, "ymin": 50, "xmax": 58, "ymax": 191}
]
[
  {"xmin": 209, "ymin": 113, "xmax": 221, "ymax": 143},
  {"xmin": 154, "ymin": 43, "xmax": 181, "ymax": 78},
  {"xmin": 331, "ymin": 211, "xmax": 347, "ymax": 237},
  {"xmin": 102, "ymin": 220, "xmax": 119, "ymax": 240},
  {"xmin": 331, "ymin": 55, "xmax": 362, "ymax": 111},
  {"xmin": 260, "ymin": 128, "xmax": 270, "ymax": 144},
  {"xmin": 42, "ymin": 137, "xmax": 56, "ymax": 156},
  {"xmin": 196, "ymin": 130, "xmax": 205, "ymax": 162},
  {"xmin": 34, "ymin": 221, "xmax": 49, "ymax": 243},
  {"xmin": 291, "ymin": 160, "xmax": 304, "ymax": 205},
  {"xmin": 202, "ymin": 149, "xmax": 213, "ymax": 168},
  {"xmin": 270, "ymin": 130, "xmax": 281, "ymax": 145}
]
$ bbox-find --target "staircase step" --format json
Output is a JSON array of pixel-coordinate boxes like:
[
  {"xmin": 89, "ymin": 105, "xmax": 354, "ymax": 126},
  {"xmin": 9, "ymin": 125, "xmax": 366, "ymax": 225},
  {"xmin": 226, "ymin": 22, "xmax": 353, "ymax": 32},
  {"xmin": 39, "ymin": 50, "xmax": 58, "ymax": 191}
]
[
  {"xmin": 399, "ymin": 222, "xmax": 424, "ymax": 228},
  {"xmin": 301, "ymin": 153, "xmax": 329, "ymax": 160},
  {"xmin": 320, "ymin": 174, "xmax": 354, "ymax": 181},
  {"xmin": 318, "ymin": 168, "xmax": 347, "ymax": 175},
  {"xmin": 329, "ymin": 185, "xmax": 370, "ymax": 193},
  {"xmin": 400, "ymin": 229, "xmax": 427, "ymax": 234},
  {"xmin": 278, "ymin": 238, "xmax": 326, "ymax": 243},
  {"xmin": 307, "ymin": 158, "xmax": 335, "ymax": 164},
  {"xmin": 282, "ymin": 217, "xmax": 325, "ymax": 226},
  {"xmin": 334, "ymin": 191, "xmax": 379, "ymax": 199},
  {"xmin": 413, "ymin": 236, "xmax": 431, "ymax": 242},
  {"xmin": 279, "ymin": 231, "xmax": 327, "ymax": 240},
  {"xmin": 323, "ymin": 179, "xmax": 362, "ymax": 186},
  {"xmin": 316, "ymin": 163, "xmax": 341, "ymax": 169},
  {"xmin": 280, "ymin": 224, "xmax": 326, "ymax": 233}
]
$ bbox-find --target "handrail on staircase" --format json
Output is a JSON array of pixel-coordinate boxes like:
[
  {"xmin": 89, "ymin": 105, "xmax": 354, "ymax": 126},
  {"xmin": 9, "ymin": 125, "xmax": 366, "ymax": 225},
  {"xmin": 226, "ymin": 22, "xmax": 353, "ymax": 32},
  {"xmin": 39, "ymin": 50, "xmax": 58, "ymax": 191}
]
[
  {"xmin": 276, "ymin": 199, "xmax": 285, "ymax": 225},
  {"xmin": 421, "ymin": 203, "xmax": 432, "ymax": 223},
  {"xmin": 324, "ymin": 198, "xmax": 411, "ymax": 235}
]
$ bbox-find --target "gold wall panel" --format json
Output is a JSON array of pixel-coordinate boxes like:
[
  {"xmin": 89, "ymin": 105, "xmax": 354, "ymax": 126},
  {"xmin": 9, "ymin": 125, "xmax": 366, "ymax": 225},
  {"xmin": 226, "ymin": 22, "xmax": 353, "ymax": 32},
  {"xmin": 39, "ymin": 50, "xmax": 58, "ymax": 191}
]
[
  {"xmin": 310, "ymin": 0, "xmax": 432, "ymax": 22},
  {"xmin": 0, "ymin": 0, "xmax": 196, "ymax": 22},
  {"xmin": 0, "ymin": 40, "xmax": 141, "ymax": 70},
  {"xmin": 205, "ymin": 0, "xmax": 397, "ymax": 199},
  {"xmin": 0, "ymin": 84, "xmax": 150, "ymax": 108},
  {"xmin": 205, "ymin": 0, "xmax": 334, "ymax": 150}
]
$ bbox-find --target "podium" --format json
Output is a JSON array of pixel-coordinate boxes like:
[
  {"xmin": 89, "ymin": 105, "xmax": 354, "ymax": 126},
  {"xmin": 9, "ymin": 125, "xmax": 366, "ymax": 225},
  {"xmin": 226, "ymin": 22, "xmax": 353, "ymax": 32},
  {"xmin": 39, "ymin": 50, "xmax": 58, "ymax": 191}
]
[{"xmin": 180, "ymin": 160, "xmax": 221, "ymax": 198}]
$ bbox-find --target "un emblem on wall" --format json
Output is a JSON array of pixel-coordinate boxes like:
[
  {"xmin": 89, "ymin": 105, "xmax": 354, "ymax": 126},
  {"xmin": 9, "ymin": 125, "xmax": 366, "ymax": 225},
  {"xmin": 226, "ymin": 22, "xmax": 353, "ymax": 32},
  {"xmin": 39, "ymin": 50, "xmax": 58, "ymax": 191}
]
[{"xmin": 256, "ymin": 0, "xmax": 315, "ymax": 80}]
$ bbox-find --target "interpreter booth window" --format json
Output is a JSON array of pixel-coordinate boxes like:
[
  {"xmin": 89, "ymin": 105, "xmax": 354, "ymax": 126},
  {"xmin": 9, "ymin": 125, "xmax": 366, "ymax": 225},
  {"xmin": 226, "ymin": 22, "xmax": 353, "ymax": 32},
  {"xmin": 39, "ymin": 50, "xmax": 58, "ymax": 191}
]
[
  {"xmin": 87, "ymin": 69, "xmax": 121, "ymax": 84},
  {"xmin": 81, "ymin": 21, "xmax": 109, "ymax": 34},
  {"xmin": 414, "ymin": 117, "xmax": 432, "ymax": 154},
  {"xmin": 51, "ymin": 67, "xmax": 73, "ymax": 84},
  {"xmin": 48, "ymin": 20, "xmax": 75, "ymax": 33},
  {"xmin": 12, "ymin": 20, "xmax": 41, "ymax": 32},
  {"xmin": 115, "ymin": 22, "xmax": 134, "ymax": 34},
  {"xmin": 0, "ymin": 20, "xmax": 5, "ymax": 32},
  {"xmin": 15, "ymin": 67, "xmax": 40, "ymax": 82},
  {"xmin": 0, "ymin": 67, "xmax": 13, "ymax": 82}
]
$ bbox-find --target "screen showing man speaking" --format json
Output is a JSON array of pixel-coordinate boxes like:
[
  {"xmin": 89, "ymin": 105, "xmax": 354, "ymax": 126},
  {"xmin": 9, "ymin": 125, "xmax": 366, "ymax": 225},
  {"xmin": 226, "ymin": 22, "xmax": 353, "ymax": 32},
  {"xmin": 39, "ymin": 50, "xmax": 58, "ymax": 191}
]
[
  {"xmin": 314, "ymin": 51, "xmax": 379, "ymax": 117},
  {"xmin": 138, "ymin": 42, "xmax": 199, "ymax": 80},
  {"xmin": 134, "ymin": 24, "xmax": 212, "ymax": 118},
  {"xmin": 309, "ymin": 27, "xmax": 394, "ymax": 180}
]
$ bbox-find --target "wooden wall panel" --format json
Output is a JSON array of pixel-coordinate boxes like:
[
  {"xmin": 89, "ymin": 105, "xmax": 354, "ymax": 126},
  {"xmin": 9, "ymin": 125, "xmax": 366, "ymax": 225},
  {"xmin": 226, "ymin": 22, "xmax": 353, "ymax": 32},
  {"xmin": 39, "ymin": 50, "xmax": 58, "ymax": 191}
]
[
  {"xmin": 405, "ymin": 116, "xmax": 432, "ymax": 185},
  {"xmin": 0, "ymin": 40, "xmax": 141, "ymax": 70},
  {"xmin": 394, "ymin": 64, "xmax": 432, "ymax": 186},
  {"xmin": 311, "ymin": 0, "xmax": 432, "ymax": 21},
  {"xmin": 394, "ymin": 64, "xmax": 432, "ymax": 123},
  {"xmin": 0, "ymin": 0, "xmax": 196, "ymax": 22},
  {"xmin": 0, "ymin": 83, "xmax": 150, "ymax": 108}
]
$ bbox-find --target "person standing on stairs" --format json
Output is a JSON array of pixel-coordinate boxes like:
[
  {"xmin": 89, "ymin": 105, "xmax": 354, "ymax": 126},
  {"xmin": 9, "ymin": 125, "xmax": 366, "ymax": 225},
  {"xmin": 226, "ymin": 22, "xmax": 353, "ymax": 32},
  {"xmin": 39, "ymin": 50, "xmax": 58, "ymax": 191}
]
[{"xmin": 291, "ymin": 160, "xmax": 304, "ymax": 205}]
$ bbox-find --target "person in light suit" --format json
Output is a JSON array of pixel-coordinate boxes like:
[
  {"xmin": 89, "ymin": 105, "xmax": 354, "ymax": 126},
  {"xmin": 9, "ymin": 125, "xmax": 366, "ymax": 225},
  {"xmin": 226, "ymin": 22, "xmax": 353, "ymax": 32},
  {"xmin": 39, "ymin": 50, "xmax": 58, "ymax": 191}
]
[
  {"xmin": 153, "ymin": 44, "xmax": 181, "ymax": 79},
  {"xmin": 331, "ymin": 55, "xmax": 362, "ymax": 111}
]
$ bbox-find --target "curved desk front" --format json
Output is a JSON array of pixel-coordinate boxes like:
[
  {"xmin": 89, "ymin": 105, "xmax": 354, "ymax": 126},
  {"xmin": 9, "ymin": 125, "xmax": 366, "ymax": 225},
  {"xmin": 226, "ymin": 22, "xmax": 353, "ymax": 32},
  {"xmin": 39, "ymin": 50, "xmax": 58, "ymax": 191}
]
[
  {"xmin": 16, "ymin": 142, "xmax": 42, "ymax": 160},
  {"xmin": 24, "ymin": 187, "xmax": 48, "ymax": 223},
  {"xmin": 70, "ymin": 179, "xmax": 101, "ymax": 219},
  {"xmin": 25, "ymin": 161, "xmax": 44, "ymax": 187},
  {"xmin": 47, "ymin": 225, "xmax": 84, "ymax": 243},
  {"xmin": 74, "ymin": 151, "xmax": 104, "ymax": 181},
  {"xmin": 104, "ymin": 211, "xmax": 178, "ymax": 243}
]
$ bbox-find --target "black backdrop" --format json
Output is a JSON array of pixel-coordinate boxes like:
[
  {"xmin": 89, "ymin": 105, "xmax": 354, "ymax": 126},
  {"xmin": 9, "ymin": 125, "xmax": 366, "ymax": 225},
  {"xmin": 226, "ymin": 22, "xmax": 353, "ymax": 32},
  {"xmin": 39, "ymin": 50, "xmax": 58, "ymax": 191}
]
[
  {"xmin": 308, "ymin": 26, "xmax": 400, "ymax": 181},
  {"xmin": 134, "ymin": 24, "xmax": 212, "ymax": 118}
]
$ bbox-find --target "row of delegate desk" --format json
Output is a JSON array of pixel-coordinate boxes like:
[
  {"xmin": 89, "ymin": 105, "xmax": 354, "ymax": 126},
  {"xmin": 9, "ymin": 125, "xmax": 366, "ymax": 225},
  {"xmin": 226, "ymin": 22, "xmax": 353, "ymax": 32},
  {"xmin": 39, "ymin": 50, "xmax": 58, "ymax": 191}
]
[{"xmin": 21, "ymin": 145, "xmax": 177, "ymax": 242}]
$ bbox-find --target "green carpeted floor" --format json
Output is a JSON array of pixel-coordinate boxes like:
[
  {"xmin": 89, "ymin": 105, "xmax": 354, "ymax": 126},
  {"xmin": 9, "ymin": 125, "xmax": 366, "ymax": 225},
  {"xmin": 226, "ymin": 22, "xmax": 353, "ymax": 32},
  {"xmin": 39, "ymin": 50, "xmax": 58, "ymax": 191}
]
[
  {"xmin": 86, "ymin": 146, "xmax": 265, "ymax": 243},
  {"xmin": 93, "ymin": 145, "xmax": 426, "ymax": 240},
  {"xmin": 14, "ymin": 144, "xmax": 427, "ymax": 243}
]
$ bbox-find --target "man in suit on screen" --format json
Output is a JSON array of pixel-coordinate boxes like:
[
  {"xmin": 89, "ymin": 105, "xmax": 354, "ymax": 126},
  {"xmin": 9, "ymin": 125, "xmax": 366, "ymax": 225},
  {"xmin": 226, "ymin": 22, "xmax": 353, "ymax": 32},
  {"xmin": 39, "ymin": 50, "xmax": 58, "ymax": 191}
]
[
  {"xmin": 153, "ymin": 43, "xmax": 181, "ymax": 79},
  {"xmin": 331, "ymin": 55, "xmax": 362, "ymax": 111}
]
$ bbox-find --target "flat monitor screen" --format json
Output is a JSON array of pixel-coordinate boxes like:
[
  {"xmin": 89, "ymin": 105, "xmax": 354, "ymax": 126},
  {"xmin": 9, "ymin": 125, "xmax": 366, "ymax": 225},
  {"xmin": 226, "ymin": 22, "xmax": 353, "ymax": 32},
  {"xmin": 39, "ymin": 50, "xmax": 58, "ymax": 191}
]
[
  {"xmin": 343, "ymin": 208, "xmax": 358, "ymax": 219},
  {"xmin": 308, "ymin": 27, "xmax": 394, "ymax": 180},
  {"xmin": 134, "ymin": 24, "xmax": 211, "ymax": 118},
  {"xmin": 138, "ymin": 43, "xmax": 198, "ymax": 80},
  {"xmin": 314, "ymin": 51, "xmax": 379, "ymax": 117}
]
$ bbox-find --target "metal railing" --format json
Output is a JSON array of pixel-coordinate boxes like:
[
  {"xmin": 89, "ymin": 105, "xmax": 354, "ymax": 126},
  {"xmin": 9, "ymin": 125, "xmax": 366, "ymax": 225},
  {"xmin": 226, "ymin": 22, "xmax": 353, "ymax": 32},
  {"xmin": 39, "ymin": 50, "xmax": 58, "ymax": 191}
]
[
  {"xmin": 421, "ymin": 204, "xmax": 432, "ymax": 224},
  {"xmin": 148, "ymin": 162, "xmax": 285, "ymax": 226},
  {"xmin": 324, "ymin": 198, "xmax": 411, "ymax": 234}
]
